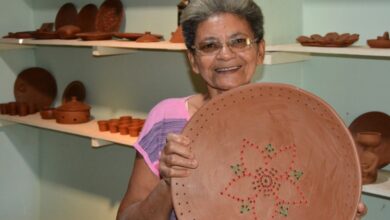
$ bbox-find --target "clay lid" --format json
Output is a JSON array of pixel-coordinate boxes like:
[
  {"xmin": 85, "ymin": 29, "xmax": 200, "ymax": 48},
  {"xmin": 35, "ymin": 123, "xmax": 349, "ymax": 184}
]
[
  {"xmin": 95, "ymin": 0, "xmax": 124, "ymax": 33},
  {"xmin": 57, "ymin": 97, "xmax": 90, "ymax": 112},
  {"xmin": 62, "ymin": 80, "xmax": 86, "ymax": 104},
  {"xmin": 172, "ymin": 83, "xmax": 361, "ymax": 220},
  {"xmin": 169, "ymin": 26, "xmax": 184, "ymax": 43},
  {"xmin": 136, "ymin": 32, "xmax": 161, "ymax": 42},
  {"xmin": 76, "ymin": 4, "xmax": 98, "ymax": 33},
  {"xmin": 14, "ymin": 67, "xmax": 57, "ymax": 112},
  {"xmin": 55, "ymin": 3, "xmax": 78, "ymax": 31},
  {"xmin": 349, "ymin": 111, "xmax": 390, "ymax": 168}
]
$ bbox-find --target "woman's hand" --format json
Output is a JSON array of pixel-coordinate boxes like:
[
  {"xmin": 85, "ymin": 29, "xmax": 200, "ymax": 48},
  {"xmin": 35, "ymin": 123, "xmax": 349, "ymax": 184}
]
[
  {"xmin": 355, "ymin": 201, "xmax": 367, "ymax": 220},
  {"xmin": 159, "ymin": 133, "xmax": 198, "ymax": 185}
]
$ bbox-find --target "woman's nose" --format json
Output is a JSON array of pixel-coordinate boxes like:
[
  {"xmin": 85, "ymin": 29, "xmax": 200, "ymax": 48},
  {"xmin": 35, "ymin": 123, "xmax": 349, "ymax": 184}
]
[{"xmin": 215, "ymin": 43, "xmax": 236, "ymax": 60}]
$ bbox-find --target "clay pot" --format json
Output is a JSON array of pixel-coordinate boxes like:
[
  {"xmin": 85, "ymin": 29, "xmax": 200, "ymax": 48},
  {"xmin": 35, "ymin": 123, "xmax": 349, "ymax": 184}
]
[
  {"xmin": 108, "ymin": 122, "xmax": 119, "ymax": 133},
  {"xmin": 40, "ymin": 108, "xmax": 56, "ymax": 119},
  {"xmin": 136, "ymin": 32, "xmax": 161, "ymax": 42},
  {"xmin": 0, "ymin": 103, "xmax": 8, "ymax": 114},
  {"xmin": 17, "ymin": 102, "xmax": 29, "ymax": 116},
  {"xmin": 170, "ymin": 26, "xmax": 184, "ymax": 43},
  {"xmin": 128, "ymin": 125, "xmax": 140, "ymax": 137},
  {"xmin": 8, "ymin": 102, "xmax": 18, "ymax": 115},
  {"xmin": 97, "ymin": 120, "xmax": 109, "ymax": 131},
  {"xmin": 55, "ymin": 97, "xmax": 91, "ymax": 124},
  {"xmin": 119, "ymin": 115, "xmax": 132, "ymax": 123},
  {"xmin": 119, "ymin": 124, "xmax": 129, "ymax": 135},
  {"xmin": 56, "ymin": 25, "xmax": 81, "ymax": 39}
]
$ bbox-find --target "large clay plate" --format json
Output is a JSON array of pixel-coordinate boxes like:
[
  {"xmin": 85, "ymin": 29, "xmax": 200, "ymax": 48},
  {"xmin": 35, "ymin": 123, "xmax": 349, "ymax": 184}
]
[
  {"xmin": 349, "ymin": 111, "xmax": 390, "ymax": 168},
  {"xmin": 55, "ymin": 3, "xmax": 78, "ymax": 31},
  {"xmin": 172, "ymin": 83, "xmax": 361, "ymax": 220},
  {"xmin": 76, "ymin": 4, "xmax": 98, "ymax": 33},
  {"xmin": 95, "ymin": 0, "xmax": 124, "ymax": 33},
  {"xmin": 14, "ymin": 67, "xmax": 57, "ymax": 113}
]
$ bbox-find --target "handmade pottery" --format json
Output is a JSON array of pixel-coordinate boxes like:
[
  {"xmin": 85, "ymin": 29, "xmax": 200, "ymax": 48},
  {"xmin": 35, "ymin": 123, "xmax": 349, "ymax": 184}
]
[
  {"xmin": 40, "ymin": 108, "xmax": 56, "ymax": 120},
  {"xmin": 56, "ymin": 25, "xmax": 81, "ymax": 39},
  {"xmin": 297, "ymin": 32, "xmax": 359, "ymax": 47},
  {"xmin": 55, "ymin": 97, "xmax": 90, "ymax": 124},
  {"xmin": 95, "ymin": 0, "xmax": 124, "ymax": 33},
  {"xmin": 62, "ymin": 80, "xmax": 86, "ymax": 104},
  {"xmin": 8, "ymin": 102, "xmax": 17, "ymax": 116},
  {"xmin": 357, "ymin": 131, "xmax": 381, "ymax": 184},
  {"xmin": 97, "ymin": 120, "xmax": 109, "ymax": 131},
  {"xmin": 136, "ymin": 32, "xmax": 161, "ymax": 42},
  {"xmin": 76, "ymin": 4, "xmax": 98, "ymax": 33},
  {"xmin": 367, "ymin": 32, "xmax": 390, "ymax": 48},
  {"xmin": 76, "ymin": 32, "xmax": 112, "ymax": 41},
  {"xmin": 172, "ymin": 83, "xmax": 361, "ymax": 220},
  {"xmin": 4, "ymin": 31, "xmax": 34, "ymax": 39},
  {"xmin": 170, "ymin": 26, "xmax": 184, "ymax": 43},
  {"xmin": 14, "ymin": 67, "xmax": 57, "ymax": 114},
  {"xmin": 55, "ymin": 3, "xmax": 78, "ymax": 31},
  {"xmin": 113, "ymin": 32, "xmax": 144, "ymax": 41},
  {"xmin": 31, "ymin": 31, "xmax": 59, "ymax": 40},
  {"xmin": 17, "ymin": 102, "xmax": 29, "ymax": 116}
]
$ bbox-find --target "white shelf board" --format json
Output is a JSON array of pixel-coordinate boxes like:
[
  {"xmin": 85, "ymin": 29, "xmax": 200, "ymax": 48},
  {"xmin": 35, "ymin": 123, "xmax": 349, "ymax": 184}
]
[
  {"xmin": 362, "ymin": 170, "xmax": 390, "ymax": 198},
  {"xmin": 267, "ymin": 43, "xmax": 390, "ymax": 58},
  {"xmin": 0, "ymin": 113, "xmax": 137, "ymax": 147}
]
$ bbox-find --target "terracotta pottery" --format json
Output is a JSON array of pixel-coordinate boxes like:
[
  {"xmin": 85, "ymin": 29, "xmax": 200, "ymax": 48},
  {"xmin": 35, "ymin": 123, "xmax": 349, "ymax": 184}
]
[
  {"xmin": 172, "ymin": 83, "xmax": 361, "ymax": 220},
  {"xmin": 95, "ymin": 0, "xmax": 124, "ymax": 33},
  {"xmin": 297, "ymin": 32, "xmax": 359, "ymax": 47},
  {"xmin": 55, "ymin": 3, "xmax": 78, "ymax": 31},
  {"xmin": 17, "ymin": 102, "xmax": 29, "ymax": 116},
  {"xmin": 97, "ymin": 120, "xmax": 109, "ymax": 131},
  {"xmin": 109, "ymin": 121, "xmax": 119, "ymax": 133},
  {"xmin": 4, "ymin": 31, "xmax": 34, "ymax": 39},
  {"xmin": 76, "ymin": 32, "xmax": 113, "ymax": 41},
  {"xmin": 76, "ymin": 4, "xmax": 98, "ymax": 33},
  {"xmin": 128, "ymin": 125, "xmax": 139, "ymax": 137},
  {"xmin": 56, "ymin": 25, "xmax": 81, "ymax": 39},
  {"xmin": 40, "ymin": 108, "xmax": 56, "ymax": 120},
  {"xmin": 31, "ymin": 31, "xmax": 59, "ymax": 40},
  {"xmin": 356, "ymin": 131, "xmax": 381, "ymax": 184},
  {"xmin": 136, "ymin": 32, "xmax": 161, "ymax": 42},
  {"xmin": 55, "ymin": 97, "xmax": 91, "ymax": 124},
  {"xmin": 62, "ymin": 80, "xmax": 86, "ymax": 104},
  {"xmin": 14, "ymin": 67, "xmax": 57, "ymax": 114},
  {"xmin": 349, "ymin": 111, "xmax": 390, "ymax": 169},
  {"xmin": 0, "ymin": 104, "xmax": 6, "ymax": 114},
  {"xmin": 113, "ymin": 32, "xmax": 144, "ymax": 41},
  {"xmin": 8, "ymin": 102, "xmax": 17, "ymax": 116},
  {"xmin": 119, "ymin": 124, "xmax": 129, "ymax": 135},
  {"xmin": 170, "ymin": 26, "xmax": 185, "ymax": 43},
  {"xmin": 367, "ymin": 32, "xmax": 390, "ymax": 48}
]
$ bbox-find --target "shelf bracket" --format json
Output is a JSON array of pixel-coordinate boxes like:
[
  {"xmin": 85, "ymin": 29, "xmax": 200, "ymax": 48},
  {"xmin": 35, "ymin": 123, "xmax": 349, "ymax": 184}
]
[
  {"xmin": 91, "ymin": 138, "xmax": 114, "ymax": 148},
  {"xmin": 264, "ymin": 52, "xmax": 311, "ymax": 65},
  {"xmin": 0, "ymin": 119, "xmax": 16, "ymax": 127},
  {"xmin": 92, "ymin": 46, "xmax": 136, "ymax": 57}
]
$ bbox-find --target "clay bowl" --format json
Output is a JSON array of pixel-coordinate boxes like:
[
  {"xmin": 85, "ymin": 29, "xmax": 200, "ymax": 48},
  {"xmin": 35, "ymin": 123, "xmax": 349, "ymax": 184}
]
[
  {"xmin": 76, "ymin": 32, "xmax": 112, "ymax": 41},
  {"xmin": 40, "ymin": 108, "xmax": 56, "ymax": 120},
  {"xmin": 55, "ymin": 97, "xmax": 91, "ymax": 124},
  {"xmin": 367, "ymin": 39, "xmax": 390, "ymax": 48},
  {"xmin": 357, "ymin": 131, "xmax": 382, "ymax": 147},
  {"xmin": 56, "ymin": 25, "xmax": 81, "ymax": 39}
]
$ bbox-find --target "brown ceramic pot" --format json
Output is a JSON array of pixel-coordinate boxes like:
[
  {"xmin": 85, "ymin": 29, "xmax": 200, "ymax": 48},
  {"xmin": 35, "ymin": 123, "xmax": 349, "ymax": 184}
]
[
  {"xmin": 56, "ymin": 25, "xmax": 81, "ymax": 39},
  {"xmin": 8, "ymin": 102, "xmax": 18, "ymax": 115},
  {"xmin": 40, "ymin": 108, "xmax": 56, "ymax": 120},
  {"xmin": 17, "ymin": 102, "xmax": 29, "ymax": 116},
  {"xmin": 55, "ymin": 97, "xmax": 90, "ymax": 124},
  {"xmin": 170, "ymin": 26, "xmax": 184, "ymax": 43},
  {"xmin": 136, "ymin": 32, "xmax": 161, "ymax": 42},
  {"xmin": 97, "ymin": 120, "xmax": 109, "ymax": 131}
]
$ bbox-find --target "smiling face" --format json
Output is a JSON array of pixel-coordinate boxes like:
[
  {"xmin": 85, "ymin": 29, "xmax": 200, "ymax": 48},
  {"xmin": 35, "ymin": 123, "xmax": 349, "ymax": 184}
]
[{"xmin": 188, "ymin": 13, "xmax": 265, "ymax": 97}]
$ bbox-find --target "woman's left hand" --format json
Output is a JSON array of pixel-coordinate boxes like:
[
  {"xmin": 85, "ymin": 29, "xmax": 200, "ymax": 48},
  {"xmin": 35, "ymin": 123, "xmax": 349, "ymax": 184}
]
[{"xmin": 355, "ymin": 201, "xmax": 367, "ymax": 220}]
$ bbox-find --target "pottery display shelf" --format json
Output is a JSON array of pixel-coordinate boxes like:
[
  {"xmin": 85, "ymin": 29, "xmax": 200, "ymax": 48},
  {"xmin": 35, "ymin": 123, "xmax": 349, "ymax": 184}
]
[
  {"xmin": 267, "ymin": 43, "xmax": 390, "ymax": 59},
  {"xmin": 0, "ymin": 113, "xmax": 138, "ymax": 148},
  {"xmin": 362, "ymin": 169, "xmax": 390, "ymax": 198},
  {"xmin": 0, "ymin": 38, "xmax": 308, "ymax": 65}
]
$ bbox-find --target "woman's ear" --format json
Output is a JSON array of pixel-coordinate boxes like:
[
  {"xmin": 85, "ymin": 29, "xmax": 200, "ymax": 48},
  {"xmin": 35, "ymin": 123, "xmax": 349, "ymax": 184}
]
[
  {"xmin": 187, "ymin": 50, "xmax": 200, "ymax": 74},
  {"xmin": 256, "ymin": 40, "xmax": 265, "ymax": 65}
]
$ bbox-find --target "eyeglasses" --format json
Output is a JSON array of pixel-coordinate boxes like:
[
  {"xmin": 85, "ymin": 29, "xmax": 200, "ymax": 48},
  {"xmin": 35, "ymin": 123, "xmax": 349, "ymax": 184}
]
[{"xmin": 192, "ymin": 37, "xmax": 258, "ymax": 56}]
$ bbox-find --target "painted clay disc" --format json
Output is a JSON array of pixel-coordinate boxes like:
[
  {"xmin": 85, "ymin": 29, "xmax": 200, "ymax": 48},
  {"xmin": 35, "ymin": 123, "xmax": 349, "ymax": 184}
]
[
  {"xmin": 172, "ymin": 83, "xmax": 361, "ymax": 220},
  {"xmin": 95, "ymin": 0, "xmax": 124, "ymax": 33},
  {"xmin": 76, "ymin": 4, "xmax": 98, "ymax": 33},
  {"xmin": 55, "ymin": 3, "xmax": 78, "ymax": 31}
]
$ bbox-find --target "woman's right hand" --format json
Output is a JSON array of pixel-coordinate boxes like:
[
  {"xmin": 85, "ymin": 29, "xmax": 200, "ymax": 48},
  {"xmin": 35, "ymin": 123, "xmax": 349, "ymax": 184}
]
[{"xmin": 159, "ymin": 133, "xmax": 198, "ymax": 185}]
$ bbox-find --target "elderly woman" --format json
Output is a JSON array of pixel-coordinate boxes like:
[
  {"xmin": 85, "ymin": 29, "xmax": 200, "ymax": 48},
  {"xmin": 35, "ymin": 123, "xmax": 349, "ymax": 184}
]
[{"xmin": 117, "ymin": 0, "xmax": 366, "ymax": 219}]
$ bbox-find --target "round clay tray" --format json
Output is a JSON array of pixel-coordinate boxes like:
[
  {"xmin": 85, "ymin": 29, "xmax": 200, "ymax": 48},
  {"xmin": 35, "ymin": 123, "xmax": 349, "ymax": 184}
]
[
  {"xmin": 349, "ymin": 111, "xmax": 390, "ymax": 169},
  {"xmin": 76, "ymin": 4, "xmax": 98, "ymax": 33},
  {"xmin": 76, "ymin": 32, "xmax": 112, "ymax": 41},
  {"xmin": 14, "ymin": 67, "xmax": 57, "ymax": 113},
  {"xmin": 95, "ymin": 0, "xmax": 124, "ymax": 33},
  {"xmin": 172, "ymin": 83, "xmax": 361, "ymax": 220},
  {"xmin": 31, "ymin": 31, "xmax": 59, "ymax": 40},
  {"xmin": 367, "ymin": 39, "xmax": 390, "ymax": 48},
  {"xmin": 62, "ymin": 80, "xmax": 86, "ymax": 104},
  {"xmin": 113, "ymin": 32, "xmax": 144, "ymax": 41},
  {"xmin": 55, "ymin": 3, "xmax": 78, "ymax": 31}
]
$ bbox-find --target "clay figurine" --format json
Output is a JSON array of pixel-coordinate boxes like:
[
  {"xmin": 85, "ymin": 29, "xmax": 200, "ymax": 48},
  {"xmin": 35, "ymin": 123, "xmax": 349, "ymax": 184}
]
[{"xmin": 357, "ymin": 131, "xmax": 381, "ymax": 184}]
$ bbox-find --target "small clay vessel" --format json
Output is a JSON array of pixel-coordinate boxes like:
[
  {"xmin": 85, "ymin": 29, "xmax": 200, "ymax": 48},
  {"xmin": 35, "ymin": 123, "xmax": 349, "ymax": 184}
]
[
  {"xmin": 76, "ymin": 32, "xmax": 112, "ymax": 41},
  {"xmin": 119, "ymin": 124, "xmax": 129, "ymax": 135},
  {"xmin": 128, "ymin": 125, "xmax": 140, "ymax": 137},
  {"xmin": 97, "ymin": 120, "xmax": 109, "ymax": 132},
  {"xmin": 55, "ymin": 96, "xmax": 91, "ymax": 124},
  {"xmin": 170, "ymin": 26, "xmax": 184, "ymax": 43},
  {"xmin": 109, "ymin": 122, "xmax": 119, "ymax": 133},
  {"xmin": 40, "ymin": 108, "xmax": 56, "ymax": 120},
  {"xmin": 17, "ymin": 102, "xmax": 29, "ymax": 116},
  {"xmin": 8, "ymin": 102, "xmax": 18, "ymax": 116}
]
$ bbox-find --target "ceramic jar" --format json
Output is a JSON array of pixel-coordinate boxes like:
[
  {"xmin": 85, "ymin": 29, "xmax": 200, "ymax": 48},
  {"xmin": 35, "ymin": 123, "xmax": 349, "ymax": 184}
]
[{"xmin": 55, "ymin": 96, "xmax": 91, "ymax": 124}]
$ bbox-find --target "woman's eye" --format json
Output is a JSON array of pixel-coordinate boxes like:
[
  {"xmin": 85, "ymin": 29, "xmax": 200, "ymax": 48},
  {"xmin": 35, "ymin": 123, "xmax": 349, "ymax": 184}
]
[
  {"xmin": 230, "ymin": 38, "xmax": 248, "ymax": 48},
  {"xmin": 199, "ymin": 42, "xmax": 220, "ymax": 52}
]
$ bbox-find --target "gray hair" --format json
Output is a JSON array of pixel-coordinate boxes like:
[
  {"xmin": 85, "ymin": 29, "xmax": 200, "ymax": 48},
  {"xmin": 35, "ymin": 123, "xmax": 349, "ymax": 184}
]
[{"xmin": 180, "ymin": 0, "xmax": 264, "ymax": 52}]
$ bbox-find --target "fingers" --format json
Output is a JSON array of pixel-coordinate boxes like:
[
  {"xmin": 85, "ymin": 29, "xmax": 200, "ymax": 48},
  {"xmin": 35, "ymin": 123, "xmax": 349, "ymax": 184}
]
[
  {"xmin": 356, "ymin": 202, "xmax": 367, "ymax": 218},
  {"xmin": 159, "ymin": 133, "xmax": 198, "ymax": 184}
]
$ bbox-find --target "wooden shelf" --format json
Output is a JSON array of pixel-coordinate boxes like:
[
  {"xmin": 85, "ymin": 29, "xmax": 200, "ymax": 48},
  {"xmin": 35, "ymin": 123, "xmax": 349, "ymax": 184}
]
[
  {"xmin": 0, "ymin": 113, "xmax": 138, "ymax": 148},
  {"xmin": 363, "ymin": 170, "xmax": 390, "ymax": 198},
  {"xmin": 267, "ymin": 43, "xmax": 390, "ymax": 58}
]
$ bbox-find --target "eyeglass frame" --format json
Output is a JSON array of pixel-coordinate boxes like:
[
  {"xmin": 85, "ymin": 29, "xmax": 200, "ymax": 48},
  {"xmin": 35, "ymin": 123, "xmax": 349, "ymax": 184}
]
[{"xmin": 191, "ymin": 37, "xmax": 259, "ymax": 56}]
